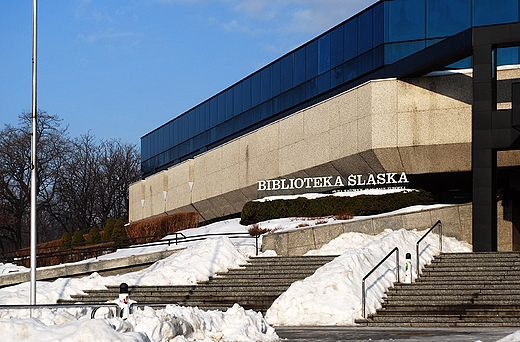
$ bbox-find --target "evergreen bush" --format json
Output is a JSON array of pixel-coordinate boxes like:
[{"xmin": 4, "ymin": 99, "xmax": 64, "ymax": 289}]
[
  {"xmin": 103, "ymin": 218, "xmax": 115, "ymax": 241},
  {"xmin": 86, "ymin": 226, "xmax": 101, "ymax": 244},
  {"xmin": 240, "ymin": 189, "xmax": 433, "ymax": 225},
  {"xmin": 71, "ymin": 230, "xmax": 85, "ymax": 247},
  {"xmin": 58, "ymin": 231, "xmax": 72, "ymax": 251},
  {"xmin": 111, "ymin": 219, "xmax": 128, "ymax": 245}
]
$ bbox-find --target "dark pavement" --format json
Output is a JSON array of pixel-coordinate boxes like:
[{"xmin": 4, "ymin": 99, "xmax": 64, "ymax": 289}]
[{"xmin": 274, "ymin": 326, "xmax": 520, "ymax": 341}]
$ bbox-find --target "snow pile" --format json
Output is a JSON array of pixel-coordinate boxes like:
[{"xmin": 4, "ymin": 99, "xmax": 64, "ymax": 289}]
[
  {"xmin": 0, "ymin": 304, "xmax": 277, "ymax": 341},
  {"xmin": 0, "ymin": 199, "xmax": 476, "ymax": 340},
  {"xmin": 265, "ymin": 228, "xmax": 471, "ymax": 326}
]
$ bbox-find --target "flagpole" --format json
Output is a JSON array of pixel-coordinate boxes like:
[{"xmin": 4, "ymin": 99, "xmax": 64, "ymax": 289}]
[{"xmin": 30, "ymin": 0, "xmax": 38, "ymax": 306}]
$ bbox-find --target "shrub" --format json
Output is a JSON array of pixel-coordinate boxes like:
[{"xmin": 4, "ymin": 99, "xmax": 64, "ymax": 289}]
[
  {"xmin": 126, "ymin": 212, "xmax": 199, "ymax": 242},
  {"xmin": 240, "ymin": 189, "xmax": 433, "ymax": 225},
  {"xmin": 103, "ymin": 218, "xmax": 115, "ymax": 241},
  {"xmin": 111, "ymin": 219, "xmax": 128, "ymax": 245},
  {"xmin": 86, "ymin": 226, "xmax": 101, "ymax": 244},
  {"xmin": 58, "ymin": 232, "xmax": 72, "ymax": 251},
  {"xmin": 71, "ymin": 230, "xmax": 85, "ymax": 247}
]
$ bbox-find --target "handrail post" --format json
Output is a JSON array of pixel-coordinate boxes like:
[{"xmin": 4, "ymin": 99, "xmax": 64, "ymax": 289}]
[
  {"xmin": 416, "ymin": 220, "xmax": 442, "ymax": 276},
  {"xmin": 361, "ymin": 246, "xmax": 399, "ymax": 318}
]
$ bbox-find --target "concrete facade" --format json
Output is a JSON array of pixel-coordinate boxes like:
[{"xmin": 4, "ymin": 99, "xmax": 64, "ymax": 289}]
[{"xmin": 129, "ymin": 68, "xmax": 520, "ymax": 224}]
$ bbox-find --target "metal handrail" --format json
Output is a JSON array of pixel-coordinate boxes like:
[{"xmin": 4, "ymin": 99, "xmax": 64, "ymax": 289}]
[
  {"xmin": 361, "ymin": 246, "xmax": 400, "ymax": 318},
  {"xmin": 416, "ymin": 220, "xmax": 442, "ymax": 275},
  {"xmin": 3, "ymin": 231, "xmax": 260, "ymax": 266},
  {"xmin": 0, "ymin": 303, "xmax": 120, "ymax": 319}
]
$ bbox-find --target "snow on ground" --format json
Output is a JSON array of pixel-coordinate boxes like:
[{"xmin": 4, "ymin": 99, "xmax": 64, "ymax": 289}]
[{"xmin": 0, "ymin": 192, "xmax": 479, "ymax": 341}]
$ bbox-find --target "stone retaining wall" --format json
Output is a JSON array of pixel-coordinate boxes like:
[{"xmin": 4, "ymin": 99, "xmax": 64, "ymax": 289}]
[{"xmin": 261, "ymin": 204, "xmax": 472, "ymax": 256}]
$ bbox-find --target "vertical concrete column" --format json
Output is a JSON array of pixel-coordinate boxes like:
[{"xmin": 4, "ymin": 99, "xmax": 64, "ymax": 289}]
[{"xmin": 472, "ymin": 43, "xmax": 497, "ymax": 251}]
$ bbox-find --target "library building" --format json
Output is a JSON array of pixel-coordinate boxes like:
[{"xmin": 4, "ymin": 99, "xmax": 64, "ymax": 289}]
[{"xmin": 129, "ymin": 0, "xmax": 520, "ymax": 252}]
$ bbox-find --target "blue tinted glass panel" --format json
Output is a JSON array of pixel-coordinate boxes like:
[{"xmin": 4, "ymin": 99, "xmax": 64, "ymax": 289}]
[
  {"xmin": 209, "ymin": 97, "xmax": 218, "ymax": 126},
  {"xmin": 318, "ymin": 34, "xmax": 331, "ymax": 74},
  {"xmin": 293, "ymin": 83, "xmax": 305, "ymax": 104},
  {"xmin": 373, "ymin": 4, "xmax": 384, "ymax": 47},
  {"xmin": 306, "ymin": 41, "xmax": 318, "ymax": 81},
  {"xmin": 272, "ymin": 60, "xmax": 281, "ymax": 96},
  {"xmin": 473, "ymin": 0, "xmax": 518, "ymax": 26},
  {"xmin": 344, "ymin": 58, "xmax": 358, "ymax": 82},
  {"xmin": 225, "ymin": 89, "xmax": 233, "ymax": 119},
  {"xmin": 330, "ymin": 26, "xmax": 344, "ymax": 68},
  {"xmin": 372, "ymin": 45, "xmax": 384, "ymax": 68},
  {"xmin": 217, "ymin": 93, "xmax": 226, "ymax": 123},
  {"xmin": 344, "ymin": 17, "xmax": 358, "ymax": 61},
  {"xmin": 358, "ymin": 9, "xmax": 373, "ymax": 54},
  {"xmin": 317, "ymin": 70, "xmax": 331, "ymax": 93},
  {"xmin": 331, "ymin": 65, "xmax": 344, "ymax": 87},
  {"xmin": 281, "ymin": 54, "xmax": 293, "ymax": 92},
  {"xmin": 280, "ymin": 90, "xmax": 292, "ymax": 110},
  {"xmin": 261, "ymin": 67, "xmax": 271, "ymax": 102},
  {"xmin": 306, "ymin": 79, "xmax": 317, "ymax": 99},
  {"xmin": 204, "ymin": 102, "xmax": 210, "ymax": 131},
  {"xmin": 498, "ymin": 47, "xmax": 520, "ymax": 66},
  {"xmin": 242, "ymin": 77, "xmax": 251, "ymax": 111},
  {"xmin": 358, "ymin": 51, "xmax": 373, "ymax": 75},
  {"xmin": 294, "ymin": 48, "xmax": 306, "ymax": 85},
  {"xmin": 384, "ymin": 40, "xmax": 426, "ymax": 64},
  {"xmin": 251, "ymin": 72, "xmax": 261, "ymax": 107},
  {"xmin": 426, "ymin": 0, "xmax": 470, "ymax": 38},
  {"xmin": 233, "ymin": 82, "xmax": 243, "ymax": 115},
  {"xmin": 385, "ymin": 0, "xmax": 426, "ymax": 43}
]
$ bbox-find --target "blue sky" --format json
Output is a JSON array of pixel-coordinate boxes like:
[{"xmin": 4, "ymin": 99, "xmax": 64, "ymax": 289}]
[{"xmin": 0, "ymin": 0, "xmax": 376, "ymax": 147}]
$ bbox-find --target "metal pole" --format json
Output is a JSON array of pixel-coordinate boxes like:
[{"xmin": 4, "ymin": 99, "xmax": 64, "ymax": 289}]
[{"xmin": 30, "ymin": 0, "xmax": 38, "ymax": 306}]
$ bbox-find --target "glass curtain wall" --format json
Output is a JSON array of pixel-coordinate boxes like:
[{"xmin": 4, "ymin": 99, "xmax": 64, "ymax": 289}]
[{"xmin": 141, "ymin": 0, "xmax": 520, "ymax": 177}]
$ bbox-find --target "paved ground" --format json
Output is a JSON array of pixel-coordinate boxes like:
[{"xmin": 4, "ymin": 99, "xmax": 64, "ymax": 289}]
[{"xmin": 274, "ymin": 326, "xmax": 520, "ymax": 341}]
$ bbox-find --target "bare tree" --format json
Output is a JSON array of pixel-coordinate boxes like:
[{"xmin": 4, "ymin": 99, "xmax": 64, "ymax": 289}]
[{"xmin": 0, "ymin": 111, "xmax": 69, "ymax": 250}]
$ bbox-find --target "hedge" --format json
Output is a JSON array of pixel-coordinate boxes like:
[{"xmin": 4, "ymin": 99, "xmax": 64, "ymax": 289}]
[{"xmin": 240, "ymin": 189, "xmax": 433, "ymax": 225}]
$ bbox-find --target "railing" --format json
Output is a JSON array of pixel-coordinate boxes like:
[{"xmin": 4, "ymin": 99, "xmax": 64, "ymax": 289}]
[
  {"xmin": 416, "ymin": 220, "xmax": 442, "ymax": 275},
  {"xmin": 361, "ymin": 246, "xmax": 400, "ymax": 318},
  {"xmin": 1, "ymin": 231, "xmax": 261, "ymax": 267},
  {"xmin": 0, "ymin": 303, "xmax": 120, "ymax": 319}
]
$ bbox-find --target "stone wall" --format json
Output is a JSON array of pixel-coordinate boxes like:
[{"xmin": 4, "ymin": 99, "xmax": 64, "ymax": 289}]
[{"xmin": 261, "ymin": 204, "xmax": 472, "ymax": 256}]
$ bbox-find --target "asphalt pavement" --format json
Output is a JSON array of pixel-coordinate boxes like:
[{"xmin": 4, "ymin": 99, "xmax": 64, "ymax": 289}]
[{"xmin": 274, "ymin": 326, "xmax": 520, "ymax": 342}]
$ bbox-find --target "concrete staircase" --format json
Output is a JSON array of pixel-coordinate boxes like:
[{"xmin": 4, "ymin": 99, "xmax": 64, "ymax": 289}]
[
  {"xmin": 358, "ymin": 252, "xmax": 520, "ymax": 327},
  {"xmin": 58, "ymin": 255, "xmax": 337, "ymax": 314}
]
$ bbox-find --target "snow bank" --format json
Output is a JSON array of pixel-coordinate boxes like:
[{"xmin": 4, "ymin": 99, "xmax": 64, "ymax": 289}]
[{"xmin": 265, "ymin": 228, "xmax": 471, "ymax": 326}]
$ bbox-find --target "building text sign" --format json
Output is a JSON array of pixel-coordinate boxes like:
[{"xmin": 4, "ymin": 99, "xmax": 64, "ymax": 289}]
[{"xmin": 257, "ymin": 172, "xmax": 409, "ymax": 192}]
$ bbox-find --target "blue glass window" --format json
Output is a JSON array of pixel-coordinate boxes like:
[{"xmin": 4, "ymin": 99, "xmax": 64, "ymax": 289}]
[
  {"xmin": 225, "ymin": 89, "xmax": 234, "ymax": 119},
  {"xmin": 358, "ymin": 9, "xmax": 373, "ymax": 54},
  {"xmin": 498, "ymin": 47, "xmax": 520, "ymax": 66},
  {"xmin": 281, "ymin": 54, "xmax": 293, "ymax": 92},
  {"xmin": 294, "ymin": 48, "xmax": 306, "ymax": 85},
  {"xmin": 344, "ymin": 17, "xmax": 358, "ymax": 61},
  {"xmin": 234, "ymin": 81, "xmax": 243, "ymax": 115},
  {"xmin": 426, "ymin": 0, "xmax": 470, "ymax": 39},
  {"xmin": 473, "ymin": 0, "xmax": 518, "ymax": 26},
  {"xmin": 330, "ymin": 26, "xmax": 344, "ymax": 68},
  {"xmin": 384, "ymin": 40, "xmax": 426, "ymax": 64},
  {"xmin": 251, "ymin": 72, "xmax": 261, "ymax": 107},
  {"xmin": 385, "ymin": 0, "xmax": 426, "ymax": 43},
  {"xmin": 242, "ymin": 77, "xmax": 251, "ymax": 111},
  {"xmin": 272, "ymin": 60, "xmax": 281, "ymax": 96},
  {"xmin": 373, "ymin": 4, "xmax": 384, "ymax": 47},
  {"xmin": 261, "ymin": 67, "xmax": 271, "ymax": 102},
  {"xmin": 318, "ymin": 34, "xmax": 331, "ymax": 74},
  {"xmin": 306, "ymin": 41, "xmax": 318, "ymax": 81}
]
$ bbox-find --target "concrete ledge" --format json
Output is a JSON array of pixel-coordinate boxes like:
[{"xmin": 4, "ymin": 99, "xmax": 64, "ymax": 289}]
[
  {"xmin": 262, "ymin": 204, "xmax": 472, "ymax": 256},
  {"xmin": 0, "ymin": 248, "xmax": 183, "ymax": 288}
]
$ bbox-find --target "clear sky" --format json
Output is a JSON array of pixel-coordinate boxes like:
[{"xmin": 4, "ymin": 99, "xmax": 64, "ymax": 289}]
[{"xmin": 0, "ymin": 0, "xmax": 377, "ymax": 147}]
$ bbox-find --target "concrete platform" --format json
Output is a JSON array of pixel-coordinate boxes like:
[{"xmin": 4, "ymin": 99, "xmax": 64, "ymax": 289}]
[{"xmin": 274, "ymin": 326, "xmax": 519, "ymax": 342}]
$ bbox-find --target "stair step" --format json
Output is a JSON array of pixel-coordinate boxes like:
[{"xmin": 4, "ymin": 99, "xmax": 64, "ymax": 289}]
[
  {"xmin": 364, "ymin": 252, "xmax": 520, "ymax": 327},
  {"xmin": 58, "ymin": 255, "xmax": 333, "ymax": 313}
]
